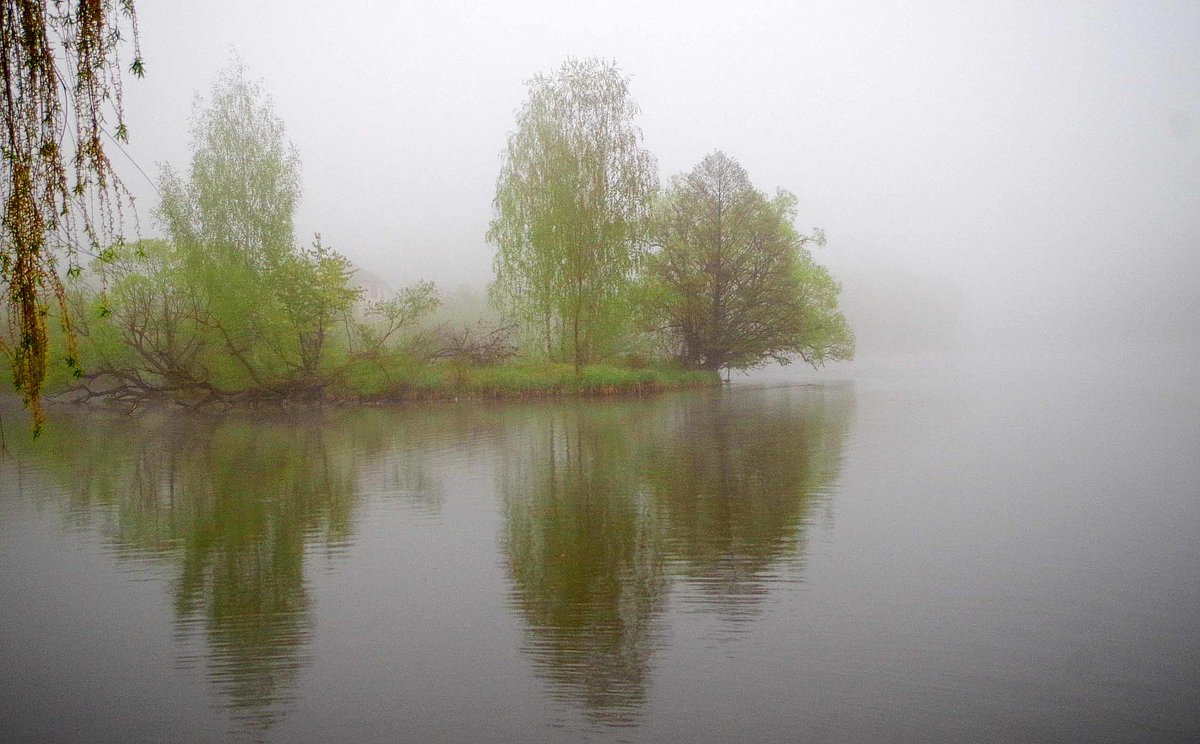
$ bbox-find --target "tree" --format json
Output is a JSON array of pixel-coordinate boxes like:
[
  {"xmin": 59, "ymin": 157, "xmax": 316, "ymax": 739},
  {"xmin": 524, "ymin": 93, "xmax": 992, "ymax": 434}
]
[
  {"xmin": 156, "ymin": 60, "xmax": 353, "ymax": 386},
  {"xmin": 1, "ymin": 0, "xmax": 143, "ymax": 430},
  {"xmin": 159, "ymin": 59, "xmax": 299, "ymax": 271},
  {"xmin": 272, "ymin": 235, "xmax": 360, "ymax": 376},
  {"xmin": 67, "ymin": 60, "xmax": 360, "ymax": 405},
  {"xmin": 489, "ymin": 57, "xmax": 657, "ymax": 372},
  {"xmin": 355, "ymin": 279, "xmax": 440, "ymax": 355},
  {"xmin": 73, "ymin": 239, "xmax": 213, "ymax": 402},
  {"xmin": 643, "ymin": 151, "xmax": 853, "ymax": 372}
]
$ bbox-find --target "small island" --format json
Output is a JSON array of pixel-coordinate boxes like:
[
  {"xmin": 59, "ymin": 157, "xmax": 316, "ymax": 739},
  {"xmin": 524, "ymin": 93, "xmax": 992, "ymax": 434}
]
[{"xmin": 14, "ymin": 58, "xmax": 852, "ymax": 422}]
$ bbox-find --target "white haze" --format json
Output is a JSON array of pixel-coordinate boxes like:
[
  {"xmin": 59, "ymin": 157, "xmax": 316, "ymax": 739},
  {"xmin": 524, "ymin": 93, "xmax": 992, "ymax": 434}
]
[{"xmin": 115, "ymin": 0, "xmax": 1200, "ymax": 355}]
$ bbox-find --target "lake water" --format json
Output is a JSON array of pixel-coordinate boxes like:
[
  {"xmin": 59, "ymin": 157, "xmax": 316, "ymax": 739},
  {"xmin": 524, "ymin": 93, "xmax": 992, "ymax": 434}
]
[{"xmin": 1, "ymin": 347, "xmax": 1198, "ymax": 743}]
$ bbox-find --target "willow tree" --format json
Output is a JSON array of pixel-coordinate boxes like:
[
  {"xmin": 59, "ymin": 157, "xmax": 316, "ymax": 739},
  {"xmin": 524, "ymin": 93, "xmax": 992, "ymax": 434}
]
[
  {"xmin": 158, "ymin": 59, "xmax": 298, "ymax": 273},
  {"xmin": 643, "ymin": 151, "xmax": 854, "ymax": 372},
  {"xmin": 489, "ymin": 58, "xmax": 657, "ymax": 372},
  {"xmin": 1, "ymin": 0, "xmax": 143, "ymax": 430},
  {"xmin": 155, "ymin": 61, "xmax": 319, "ymax": 385}
]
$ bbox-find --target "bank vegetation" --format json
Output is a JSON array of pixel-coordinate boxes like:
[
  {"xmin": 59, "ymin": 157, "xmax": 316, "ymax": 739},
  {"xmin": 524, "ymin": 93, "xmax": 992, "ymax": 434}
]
[{"xmin": 5, "ymin": 56, "xmax": 852, "ymax": 421}]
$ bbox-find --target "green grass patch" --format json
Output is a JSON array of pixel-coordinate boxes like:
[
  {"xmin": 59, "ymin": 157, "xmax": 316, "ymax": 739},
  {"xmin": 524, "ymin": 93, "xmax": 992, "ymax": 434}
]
[{"xmin": 344, "ymin": 358, "xmax": 717, "ymax": 401}]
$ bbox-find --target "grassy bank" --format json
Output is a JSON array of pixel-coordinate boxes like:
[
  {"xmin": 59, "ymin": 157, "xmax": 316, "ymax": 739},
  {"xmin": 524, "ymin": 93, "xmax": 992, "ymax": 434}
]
[
  {"xmin": 28, "ymin": 357, "xmax": 720, "ymax": 414},
  {"xmin": 339, "ymin": 358, "xmax": 720, "ymax": 402}
]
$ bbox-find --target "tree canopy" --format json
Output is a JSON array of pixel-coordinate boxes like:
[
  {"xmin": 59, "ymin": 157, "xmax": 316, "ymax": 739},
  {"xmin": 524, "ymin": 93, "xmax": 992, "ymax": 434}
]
[
  {"xmin": 489, "ymin": 57, "xmax": 657, "ymax": 372},
  {"xmin": 1, "ymin": 0, "xmax": 143, "ymax": 430},
  {"xmin": 5, "ymin": 51, "xmax": 854, "ymax": 418},
  {"xmin": 159, "ymin": 59, "xmax": 299, "ymax": 270},
  {"xmin": 154, "ymin": 60, "xmax": 330, "ymax": 384},
  {"xmin": 642, "ymin": 151, "xmax": 854, "ymax": 371},
  {"xmin": 58, "ymin": 61, "xmax": 473, "ymax": 408},
  {"xmin": 75, "ymin": 61, "xmax": 361, "ymax": 402}
]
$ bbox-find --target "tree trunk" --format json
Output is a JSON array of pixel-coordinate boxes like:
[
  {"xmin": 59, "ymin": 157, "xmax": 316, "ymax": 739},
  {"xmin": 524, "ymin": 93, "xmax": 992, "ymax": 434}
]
[{"xmin": 573, "ymin": 312, "xmax": 581, "ymax": 376}]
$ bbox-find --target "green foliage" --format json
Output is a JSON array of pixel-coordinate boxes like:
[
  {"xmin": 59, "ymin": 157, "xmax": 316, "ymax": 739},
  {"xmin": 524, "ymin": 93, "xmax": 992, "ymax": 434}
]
[
  {"xmin": 274, "ymin": 235, "xmax": 362, "ymax": 374},
  {"xmin": 49, "ymin": 60, "xmax": 367, "ymax": 404},
  {"xmin": 18, "ymin": 56, "xmax": 854, "ymax": 413},
  {"xmin": 339, "ymin": 348, "xmax": 436, "ymax": 397},
  {"xmin": 153, "ymin": 60, "xmax": 309, "ymax": 383},
  {"xmin": 642, "ymin": 151, "xmax": 854, "ymax": 371},
  {"xmin": 789, "ymin": 247, "xmax": 856, "ymax": 366},
  {"xmin": 339, "ymin": 359, "xmax": 715, "ymax": 400},
  {"xmin": 81, "ymin": 239, "xmax": 210, "ymax": 388},
  {"xmin": 489, "ymin": 57, "xmax": 658, "ymax": 371},
  {"xmin": 152, "ymin": 61, "xmax": 360, "ymax": 385},
  {"xmin": 160, "ymin": 58, "xmax": 300, "ymax": 270},
  {"xmin": 1, "ymin": 0, "xmax": 142, "ymax": 431},
  {"xmin": 356, "ymin": 279, "xmax": 440, "ymax": 354}
]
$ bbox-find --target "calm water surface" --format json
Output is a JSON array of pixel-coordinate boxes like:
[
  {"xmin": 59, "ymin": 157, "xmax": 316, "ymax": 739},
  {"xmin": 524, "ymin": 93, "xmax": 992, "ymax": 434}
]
[{"xmin": 1, "ymin": 347, "xmax": 1197, "ymax": 742}]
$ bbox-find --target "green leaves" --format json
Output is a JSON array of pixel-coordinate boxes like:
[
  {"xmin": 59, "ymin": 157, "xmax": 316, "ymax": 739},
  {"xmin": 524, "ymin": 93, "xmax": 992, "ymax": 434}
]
[
  {"xmin": 59, "ymin": 60, "xmax": 366, "ymax": 398},
  {"xmin": 489, "ymin": 58, "xmax": 658, "ymax": 368},
  {"xmin": 642, "ymin": 151, "xmax": 854, "ymax": 371},
  {"xmin": 357, "ymin": 279, "xmax": 441, "ymax": 355}
]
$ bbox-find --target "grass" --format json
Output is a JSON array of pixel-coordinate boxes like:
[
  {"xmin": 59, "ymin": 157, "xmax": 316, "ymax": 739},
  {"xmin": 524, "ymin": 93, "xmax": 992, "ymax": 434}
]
[
  {"xmin": 341, "ymin": 358, "xmax": 718, "ymax": 402},
  {"xmin": 28, "ymin": 347, "xmax": 719, "ymax": 411}
]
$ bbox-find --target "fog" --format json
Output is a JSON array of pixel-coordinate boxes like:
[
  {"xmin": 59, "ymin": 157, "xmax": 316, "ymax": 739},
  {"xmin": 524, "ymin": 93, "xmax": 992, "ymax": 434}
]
[{"xmin": 116, "ymin": 1, "xmax": 1199, "ymax": 355}]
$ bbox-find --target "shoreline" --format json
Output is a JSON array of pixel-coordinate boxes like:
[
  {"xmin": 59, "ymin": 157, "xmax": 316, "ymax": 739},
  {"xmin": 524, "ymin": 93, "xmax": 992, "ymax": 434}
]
[{"xmin": 34, "ymin": 363, "xmax": 723, "ymax": 417}]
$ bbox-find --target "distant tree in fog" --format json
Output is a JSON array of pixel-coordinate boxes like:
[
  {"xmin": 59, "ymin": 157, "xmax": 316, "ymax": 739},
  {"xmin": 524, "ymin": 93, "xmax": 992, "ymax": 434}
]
[
  {"xmin": 155, "ymin": 60, "xmax": 358, "ymax": 380},
  {"xmin": 74, "ymin": 60, "xmax": 360, "ymax": 402},
  {"xmin": 642, "ymin": 152, "xmax": 853, "ymax": 371}
]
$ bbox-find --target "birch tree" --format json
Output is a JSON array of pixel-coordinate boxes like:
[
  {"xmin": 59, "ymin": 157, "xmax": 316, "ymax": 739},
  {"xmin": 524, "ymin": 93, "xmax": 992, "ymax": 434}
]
[{"xmin": 489, "ymin": 58, "xmax": 657, "ymax": 371}]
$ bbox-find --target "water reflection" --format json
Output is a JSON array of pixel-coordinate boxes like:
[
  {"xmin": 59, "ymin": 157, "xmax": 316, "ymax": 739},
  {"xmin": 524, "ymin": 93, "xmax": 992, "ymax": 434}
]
[
  {"xmin": 3, "ymin": 385, "xmax": 853, "ymax": 737},
  {"xmin": 499, "ymin": 386, "xmax": 853, "ymax": 723},
  {"xmin": 165, "ymin": 422, "xmax": 355, "ymax": 735},
  {"xmin": 500, "ymin": 403, "xmax": 669, "ymax": 724},
  {"xmin": 649, "ymin": 389, "xmax": 851, "ymax": 617},
  {"xmin": 6, "ymin": 410, "xmax": 381, "ymax": 738}
]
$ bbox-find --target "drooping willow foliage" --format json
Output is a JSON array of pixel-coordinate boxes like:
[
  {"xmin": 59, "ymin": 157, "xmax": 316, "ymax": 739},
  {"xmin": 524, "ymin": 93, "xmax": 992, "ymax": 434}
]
[
  {"xmin": 489, "ymin": 57, "xmax": 657, "ymax": 372},
  {"xmin": 0, "ymin": 0, "xmax": 142, "ymax": 431}
]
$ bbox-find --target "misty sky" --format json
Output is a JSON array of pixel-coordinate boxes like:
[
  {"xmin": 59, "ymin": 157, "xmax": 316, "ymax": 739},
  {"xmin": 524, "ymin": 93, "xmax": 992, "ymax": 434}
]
[{"xmin": 115, "ymin": 1, "xmax": 1200, "ymax": 347}]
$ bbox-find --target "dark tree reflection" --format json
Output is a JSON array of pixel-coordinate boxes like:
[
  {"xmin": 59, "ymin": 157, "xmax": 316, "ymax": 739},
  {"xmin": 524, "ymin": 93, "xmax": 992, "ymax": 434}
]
[
  {"xmin": 647, "ymin": 387, "xmax": 854, "ymax": 618},
  {"xmin": 6, "ymin": 384, "xmax": 853, "ymax": 734},
  {"xmin": 499, "ymin": 386, "xmax": 854, "ymax": 723},
  {"xmin": 500, "ymin": 402, "xmax": 668, "ymax": 725},
  {"xmin": 8, "ymin": 409, "xmax": 394, "ymax": 738},
  {"xmin": 164, "ymin": 421, "xmax": 354, "ymax": 736}
]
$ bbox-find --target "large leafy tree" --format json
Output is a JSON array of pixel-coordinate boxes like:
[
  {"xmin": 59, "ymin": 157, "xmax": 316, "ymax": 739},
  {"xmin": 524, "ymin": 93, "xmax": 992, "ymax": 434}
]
[
  {"xmin": 71, "ymin": 61, "xmax": 357, "ymax": 404},
  {"xmin": 644, "ymin": 151, "xmax": 853, "ymax": 371},
  {"xmin": 489, "ymin": 57, "xmax": 657, "ymax": 371},
  {"xmin": 1, "ymin": 0, "xmax": 143, "ymax": 429},
  {"xmin": 159, "ymin": 59, "xmax": 298, "ymax": 270},
  {"xmin": 156, "ymin": 61, "xmax": 355, "ymax": 385},
  {"xmin": 156, "ymin": 61, "xmax": 296, "ymax": 382}
]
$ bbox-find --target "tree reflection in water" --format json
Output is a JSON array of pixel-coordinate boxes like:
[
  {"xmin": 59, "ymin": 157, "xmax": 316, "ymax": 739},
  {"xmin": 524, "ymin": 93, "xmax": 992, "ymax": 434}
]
[
  {"xmin": 499, "ymin": 385, "xmax": 853, "ymax": 724},
  {"xmin": 10, "ymin": 409, "xmax": 396, "ymax": 738},
  {"xmin": 650, "ymin": 387, "xmax": 852, "ymax": 618},
  {"xmin": 500, "ymin": 402, "xmax": 669, "ymax": 725},
  {"xmin": 6, "ymin": 385, "xmax": 852, "ymax": 734}
]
